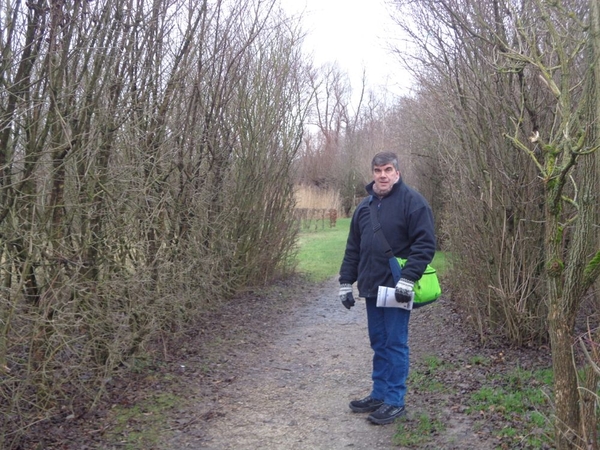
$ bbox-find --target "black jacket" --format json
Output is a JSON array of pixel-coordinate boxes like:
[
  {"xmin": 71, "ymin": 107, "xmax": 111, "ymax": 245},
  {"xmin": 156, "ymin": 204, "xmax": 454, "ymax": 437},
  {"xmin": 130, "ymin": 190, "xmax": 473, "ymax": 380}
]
[{"xmin": 339, "ymin": 179, "xmax": 436, "ymax": 298}]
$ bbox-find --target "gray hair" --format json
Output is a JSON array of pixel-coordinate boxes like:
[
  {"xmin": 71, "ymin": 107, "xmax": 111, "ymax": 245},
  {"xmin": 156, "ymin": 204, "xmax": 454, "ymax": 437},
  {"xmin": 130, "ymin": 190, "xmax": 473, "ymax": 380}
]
[{"xmin": 371, "ymin": 152, "xmax": 399, "ymax": 171}]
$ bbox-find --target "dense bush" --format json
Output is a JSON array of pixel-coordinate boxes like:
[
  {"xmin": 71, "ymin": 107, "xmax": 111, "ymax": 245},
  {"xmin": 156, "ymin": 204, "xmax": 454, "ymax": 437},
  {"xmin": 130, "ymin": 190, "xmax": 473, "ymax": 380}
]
[{"xmin": 0, "ymin": 0, "xmax": 308, "ymax": 446}]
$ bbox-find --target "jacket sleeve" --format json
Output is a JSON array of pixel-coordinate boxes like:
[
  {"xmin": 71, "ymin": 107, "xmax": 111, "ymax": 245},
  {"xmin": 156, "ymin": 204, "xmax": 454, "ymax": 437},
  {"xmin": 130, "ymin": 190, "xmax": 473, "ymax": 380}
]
[
  {"xmin": 400, "ymin": 203, "xmax": 436, "ymax": 282},
  {"xmin": 338, "ymin": 206, "xmax": 362, "ymax": 285}
]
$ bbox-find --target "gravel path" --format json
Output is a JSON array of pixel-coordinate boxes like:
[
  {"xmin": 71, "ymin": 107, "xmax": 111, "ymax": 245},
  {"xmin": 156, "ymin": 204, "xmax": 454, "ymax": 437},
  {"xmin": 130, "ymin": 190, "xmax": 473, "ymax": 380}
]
[{"xmin": 160, "ymin": 277, "xmax": 499, "ymax": 450}]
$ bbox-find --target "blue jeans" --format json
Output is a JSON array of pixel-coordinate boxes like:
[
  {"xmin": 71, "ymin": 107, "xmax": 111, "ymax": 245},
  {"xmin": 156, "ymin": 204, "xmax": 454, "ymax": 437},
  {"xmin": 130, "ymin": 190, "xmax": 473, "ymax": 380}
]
[{"xmin": 365, "ymin": 297, "xmax": 411, "ymax": 407}]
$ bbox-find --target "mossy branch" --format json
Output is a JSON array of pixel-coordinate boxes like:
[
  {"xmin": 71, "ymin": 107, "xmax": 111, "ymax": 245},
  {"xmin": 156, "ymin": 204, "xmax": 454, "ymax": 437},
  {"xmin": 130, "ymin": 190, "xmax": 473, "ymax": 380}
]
[{"xmin": 504, "ymin": 134, "xmax": 545, "ymax": 174}]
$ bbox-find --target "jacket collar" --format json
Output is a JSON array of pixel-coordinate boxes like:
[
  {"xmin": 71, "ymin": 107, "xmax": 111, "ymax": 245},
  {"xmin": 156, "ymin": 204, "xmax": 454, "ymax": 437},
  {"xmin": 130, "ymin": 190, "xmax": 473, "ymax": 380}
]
[{"xmin": 366, "ymin": 178, "xmax": 403, "ymax": 199}]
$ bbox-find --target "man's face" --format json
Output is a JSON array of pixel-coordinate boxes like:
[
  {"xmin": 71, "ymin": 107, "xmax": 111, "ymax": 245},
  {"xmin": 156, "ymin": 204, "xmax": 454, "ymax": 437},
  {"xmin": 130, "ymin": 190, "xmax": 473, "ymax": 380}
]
[{"xmin": 373, "ymin": 163, "xmax": 400, "ymax": 195}]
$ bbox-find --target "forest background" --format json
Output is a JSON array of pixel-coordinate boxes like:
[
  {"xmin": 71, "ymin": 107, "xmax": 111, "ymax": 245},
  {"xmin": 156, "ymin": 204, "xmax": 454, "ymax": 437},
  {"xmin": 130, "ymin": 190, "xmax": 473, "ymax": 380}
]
[{"xmin": 1, "ymin": 0, "xmax": 599, "ymax": 449}]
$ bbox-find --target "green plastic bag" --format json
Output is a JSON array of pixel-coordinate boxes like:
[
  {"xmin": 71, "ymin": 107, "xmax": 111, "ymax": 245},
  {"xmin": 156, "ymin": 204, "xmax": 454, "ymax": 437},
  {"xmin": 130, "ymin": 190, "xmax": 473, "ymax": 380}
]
[{"xmin": 397, "ymin": 258, "xmax": 442, "ymax": 308}]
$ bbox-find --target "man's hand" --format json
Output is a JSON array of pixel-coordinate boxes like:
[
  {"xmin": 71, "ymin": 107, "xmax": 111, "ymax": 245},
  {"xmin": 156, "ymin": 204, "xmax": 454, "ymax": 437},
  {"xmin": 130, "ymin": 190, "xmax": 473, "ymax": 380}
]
[
  {"xmin": 395, "ymin": 279, "xmax": 415, "ymax": 303},
  {"xmin": 339, "ymin": 284, "xmax": 355, "ymax": 309}
]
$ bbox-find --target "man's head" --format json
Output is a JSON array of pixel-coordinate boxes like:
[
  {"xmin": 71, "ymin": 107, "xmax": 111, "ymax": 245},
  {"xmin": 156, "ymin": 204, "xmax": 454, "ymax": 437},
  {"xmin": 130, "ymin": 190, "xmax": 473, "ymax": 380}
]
[{"xmin": 371, "ymin": 152, "xmax": 400, "ymax": 196}]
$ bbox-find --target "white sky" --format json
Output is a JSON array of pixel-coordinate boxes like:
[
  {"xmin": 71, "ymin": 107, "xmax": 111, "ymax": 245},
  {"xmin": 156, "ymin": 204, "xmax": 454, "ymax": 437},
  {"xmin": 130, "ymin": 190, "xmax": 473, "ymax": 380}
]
[{"xmin": 279, "ymin": 0, "xmax": 412, "ymax": 101}]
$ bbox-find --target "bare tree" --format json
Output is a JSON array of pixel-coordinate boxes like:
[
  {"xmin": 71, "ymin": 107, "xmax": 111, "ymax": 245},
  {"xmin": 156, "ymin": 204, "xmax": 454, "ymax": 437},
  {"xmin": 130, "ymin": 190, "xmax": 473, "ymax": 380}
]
[
  {"xmin": 391, "ymin": 0, "xmax": 549, "ymax": 344},
  {"xmin": 390, "ymin": 0, "xmax": 600, "ymax": 448},
  {"xmin": 501, "ymin": 2, "xmax": 599, "ymax": 446}
]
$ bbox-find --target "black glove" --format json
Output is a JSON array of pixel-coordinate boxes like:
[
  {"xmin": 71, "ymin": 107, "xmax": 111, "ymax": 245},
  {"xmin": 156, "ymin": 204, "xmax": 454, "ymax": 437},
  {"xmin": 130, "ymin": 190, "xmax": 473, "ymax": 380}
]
[
  {"xmin": 395, "ymin": 278, "xmax": 415, "ymax": 303},
  {"xmin": 339, "ymin": 283, "xmax": 355, "ymax": 309}
]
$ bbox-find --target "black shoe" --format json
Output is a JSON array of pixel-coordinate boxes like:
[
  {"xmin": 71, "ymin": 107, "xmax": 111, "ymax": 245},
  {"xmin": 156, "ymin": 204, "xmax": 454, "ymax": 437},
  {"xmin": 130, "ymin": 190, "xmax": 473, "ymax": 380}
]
[
  {"xmin": 349, "ymin": 395, "xmax": 384, "ymax": 413},
  {"xmin": 367, "ymin": 404, "xmax": 406, "ymax": 425}
]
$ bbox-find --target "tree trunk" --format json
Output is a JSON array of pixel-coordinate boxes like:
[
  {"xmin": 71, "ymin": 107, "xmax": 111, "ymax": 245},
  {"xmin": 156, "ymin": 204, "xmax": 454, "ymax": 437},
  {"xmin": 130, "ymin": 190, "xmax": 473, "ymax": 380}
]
[
  {"xmin": 578, "ymin": 1, "xmax": 600, "ymax": 448},
  {"xmin": 546, "ymin": 208, "xmax": 584, "ymax": 449},
  {"xmin": 548, "ymin": 307, "xmax": 582, "ymax": 448}
]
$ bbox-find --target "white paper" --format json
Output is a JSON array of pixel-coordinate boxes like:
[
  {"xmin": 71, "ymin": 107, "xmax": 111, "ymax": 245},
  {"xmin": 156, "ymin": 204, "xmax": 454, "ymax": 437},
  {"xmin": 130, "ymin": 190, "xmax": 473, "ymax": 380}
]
[{"xmin": 376, "ymin": 286, "xmax": 413, "ymax": 310}]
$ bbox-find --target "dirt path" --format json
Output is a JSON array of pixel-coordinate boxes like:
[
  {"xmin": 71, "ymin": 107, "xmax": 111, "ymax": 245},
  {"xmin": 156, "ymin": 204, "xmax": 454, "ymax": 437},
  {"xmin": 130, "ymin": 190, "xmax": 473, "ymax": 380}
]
[{"xmin": 159, "ymin": 277, "xmax": 501, "ymax": 450}]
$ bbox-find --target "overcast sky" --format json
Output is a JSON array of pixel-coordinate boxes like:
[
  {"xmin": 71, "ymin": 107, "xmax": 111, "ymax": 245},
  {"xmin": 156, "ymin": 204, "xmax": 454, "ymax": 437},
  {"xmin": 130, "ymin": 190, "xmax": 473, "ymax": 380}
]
[{"xmin": 279, "ymin": 0, "xmax": 412, "ymax": 101}]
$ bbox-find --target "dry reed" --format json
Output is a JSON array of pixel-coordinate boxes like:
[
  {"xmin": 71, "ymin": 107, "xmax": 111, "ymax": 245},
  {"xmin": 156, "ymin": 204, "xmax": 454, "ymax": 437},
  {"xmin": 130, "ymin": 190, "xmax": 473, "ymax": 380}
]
[{"xmin": 295, "ymin": 185, "xmax": 340, "ymax": 213}]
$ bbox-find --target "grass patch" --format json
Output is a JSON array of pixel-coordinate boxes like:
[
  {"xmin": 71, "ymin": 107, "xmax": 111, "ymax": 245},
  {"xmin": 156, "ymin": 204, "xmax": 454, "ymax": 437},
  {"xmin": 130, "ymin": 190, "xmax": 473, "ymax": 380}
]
[
  {"xmin": 430, "ymin": 252, "xmax": 448, "ymax": 276},
  {"xmin": 408, "ymin": 370, "xmax": 447, "ymax": 394},
  {"xmin": 423, "ymin": 355, "xmax": 444, "ymax": 371},
  {"xmin": 408, "ymin": 355, "xmax": 556, "ymax": 448},
  {"xmin": 467, "ymin": 367, "xmax": 554, "ymax": 448},
  {"xmin": 468, "ymin": 355, "xmax": 491, "ymax": 366},
  {"xmin": 408, "ymin": 354, "xmax": 456, "ymax": 394},
  {"xmin": 296, "ymin": 218, "xmax": 350, "ymax": 282},
  {"xmin": 393, "ymin": 412, "xmax": 445, "ymax": 447},
  {"xmin": 106, "ymin": 392, "xmax": 183, "ymax": 449}
]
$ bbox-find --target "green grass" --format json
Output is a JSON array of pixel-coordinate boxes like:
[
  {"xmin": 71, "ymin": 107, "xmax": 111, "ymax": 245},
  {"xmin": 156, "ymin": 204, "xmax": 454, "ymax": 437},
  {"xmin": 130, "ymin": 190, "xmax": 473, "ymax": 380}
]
[
  {"xmin": 470, "ymin": 367, "xmax": 554, "ymax": 416},
  {"xmin": 399, "ymin": 356, "xmax": 556, "ymax": 448},
  {"xmin": 296, "ymin": 218, "xmax": 351, "ymax": 282},
  {"xmin": 467, "ymin": 367, "xmax": 555, "ymax": 448},
  {"xmin": 408, "ymin": 355, "xmax": 456, "ymax": 394},
  {"xmin": 469, "ymin": 355, "xmax": 491, "ymax": 366},
  {"xmin": 423, "ymin": 355, "xmax": 444, "ymax": 371},
  {"xmin": 430, "ymin": 251, "xmax": 447, "ymax": 274},
  {"xmin": 296, "ymin": 217, "xmax": 447, "ymax": 282},
  {"xmin": 106, "ymin": 392, "xmax": 183, "ymax": 449},
  {"xmin": 393, "ymin": 412, "xmax": 445, "ymax": 447}
]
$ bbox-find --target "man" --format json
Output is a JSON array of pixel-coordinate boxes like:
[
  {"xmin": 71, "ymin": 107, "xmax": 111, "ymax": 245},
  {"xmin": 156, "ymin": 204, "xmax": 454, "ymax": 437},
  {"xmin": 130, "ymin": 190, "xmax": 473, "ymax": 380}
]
[{"xmin": 338, "ymin": 151, "xmax": 436, "ymax": 425}]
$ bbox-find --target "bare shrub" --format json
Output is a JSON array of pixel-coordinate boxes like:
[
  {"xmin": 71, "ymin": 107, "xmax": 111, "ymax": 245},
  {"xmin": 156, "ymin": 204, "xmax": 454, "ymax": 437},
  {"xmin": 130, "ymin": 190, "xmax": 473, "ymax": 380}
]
[
  {"xmin": 0, "ymin": 0, "xmax": 308, "ymax": 446},
  {"xmin": 390, "ymin": 0, "xmax": 600, "ymax": 447}
]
